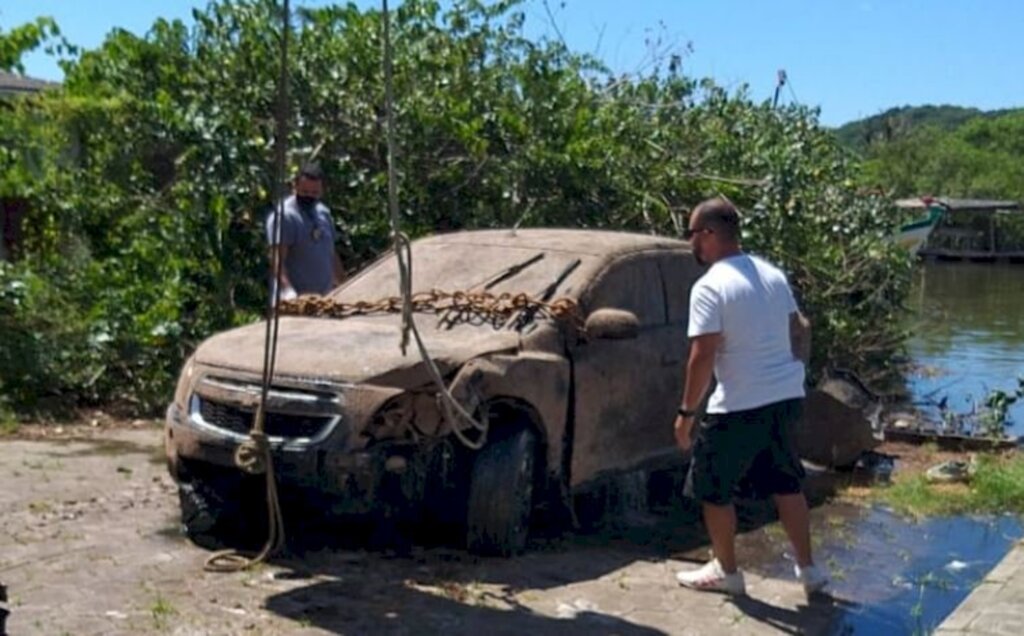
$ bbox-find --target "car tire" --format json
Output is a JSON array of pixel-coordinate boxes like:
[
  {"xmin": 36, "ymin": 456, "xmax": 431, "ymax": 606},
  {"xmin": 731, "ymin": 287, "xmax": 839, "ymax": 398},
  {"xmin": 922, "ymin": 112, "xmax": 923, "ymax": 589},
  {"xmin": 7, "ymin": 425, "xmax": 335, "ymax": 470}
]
[
  {"xmin": 178, "ymin": 479, "xmax": 261, "ymax": 550},
  {"xmin": 466, "ymin": 427, "xmax": 537, "ymax": 556},
  {"xmin": 178, "ymin": 481, "xmax": 227, "ymax": 549}
]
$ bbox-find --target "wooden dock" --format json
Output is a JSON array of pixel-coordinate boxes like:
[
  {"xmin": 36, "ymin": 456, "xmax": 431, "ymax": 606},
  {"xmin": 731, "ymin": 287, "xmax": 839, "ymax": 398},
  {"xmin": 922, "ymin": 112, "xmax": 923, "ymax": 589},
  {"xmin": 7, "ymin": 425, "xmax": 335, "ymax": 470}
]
[{"xmin": 920, "ymin": 248, "xmax": 1024, "ymax": 264}]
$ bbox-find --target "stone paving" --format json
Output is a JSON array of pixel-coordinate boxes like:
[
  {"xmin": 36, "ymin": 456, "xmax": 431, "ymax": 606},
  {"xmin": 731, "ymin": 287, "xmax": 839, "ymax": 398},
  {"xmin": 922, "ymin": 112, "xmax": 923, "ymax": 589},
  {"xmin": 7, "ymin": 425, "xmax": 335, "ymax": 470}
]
[
  {"xmin": 934, "ymin": 540, "xmax": 1024, "ymax": 636},
  {"xmin": 0, "ymin": 427, "xmax": 851, "ymax": 635}
]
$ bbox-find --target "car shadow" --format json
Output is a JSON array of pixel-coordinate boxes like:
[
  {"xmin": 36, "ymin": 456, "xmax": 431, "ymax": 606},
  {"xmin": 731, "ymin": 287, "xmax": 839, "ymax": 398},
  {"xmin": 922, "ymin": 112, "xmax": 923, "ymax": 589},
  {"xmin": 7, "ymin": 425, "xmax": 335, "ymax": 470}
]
[
  {"xmin": 264, "ymin": 574, "xmax": 669, "ymax": 635},
  {"xmin": 251, "ymin": 466, "xmax": 860, "ymax": 635}
]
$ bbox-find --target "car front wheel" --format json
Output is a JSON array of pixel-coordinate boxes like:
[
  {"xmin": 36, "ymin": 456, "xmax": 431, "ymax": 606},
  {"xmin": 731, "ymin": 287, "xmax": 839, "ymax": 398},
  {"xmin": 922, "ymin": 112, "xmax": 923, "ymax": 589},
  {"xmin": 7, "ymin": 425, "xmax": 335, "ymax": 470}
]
[
  {"xmin": 178, "ymin": 476, "xmax": 264, "ymax": 550},
  {"xmin": 466, "ymin": 427, "xmax": 537, "ymax": 556}
]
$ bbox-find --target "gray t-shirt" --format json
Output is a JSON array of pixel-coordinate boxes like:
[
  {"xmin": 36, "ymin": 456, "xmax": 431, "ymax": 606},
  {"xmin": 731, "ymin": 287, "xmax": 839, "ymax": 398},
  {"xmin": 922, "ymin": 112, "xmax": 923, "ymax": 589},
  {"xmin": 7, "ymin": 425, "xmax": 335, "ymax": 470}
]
[{"xmin": 265, "ymin": 195, "xmax": 338, "ymax": 295}]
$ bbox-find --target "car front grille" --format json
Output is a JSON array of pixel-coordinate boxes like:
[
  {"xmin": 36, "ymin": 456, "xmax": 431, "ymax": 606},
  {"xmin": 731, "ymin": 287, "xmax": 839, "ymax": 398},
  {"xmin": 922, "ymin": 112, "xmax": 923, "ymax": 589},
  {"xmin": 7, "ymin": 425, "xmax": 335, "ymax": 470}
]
[{"xmin": 196, "ymin": 397, "xmax": 334, "ymax": 440}]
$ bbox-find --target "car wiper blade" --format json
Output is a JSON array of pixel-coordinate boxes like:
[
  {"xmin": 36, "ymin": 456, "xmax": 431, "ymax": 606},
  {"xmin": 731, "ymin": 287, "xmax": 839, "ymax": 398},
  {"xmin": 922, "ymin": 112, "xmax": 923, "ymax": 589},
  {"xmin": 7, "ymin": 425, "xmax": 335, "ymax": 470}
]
[
  {"xmin": 435, "ymin": 252, "xmax": 547, "ymax": 331},
  {"xmin": 509, "ymin": 258, "xmax": 581, "ymax": 331},
  {"xmin": 539, "ymin": 258, "xmax": 581, "ymax": 301},
  {"xmin": 482, "ymin": 253, "xmax": 546, "ymax": 290}
]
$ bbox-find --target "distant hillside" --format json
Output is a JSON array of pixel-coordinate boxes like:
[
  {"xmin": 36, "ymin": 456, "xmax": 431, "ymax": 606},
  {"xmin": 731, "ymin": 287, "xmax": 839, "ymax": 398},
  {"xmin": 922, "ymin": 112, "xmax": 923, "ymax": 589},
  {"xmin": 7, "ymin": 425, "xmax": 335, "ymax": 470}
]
[
  {"xmin": 847, "ymin": 105, "xmax": 1024, "ymax": 203},
  {"xmin": 835, "ymin": 105, "xmax": 1020, "ymax": 152}
]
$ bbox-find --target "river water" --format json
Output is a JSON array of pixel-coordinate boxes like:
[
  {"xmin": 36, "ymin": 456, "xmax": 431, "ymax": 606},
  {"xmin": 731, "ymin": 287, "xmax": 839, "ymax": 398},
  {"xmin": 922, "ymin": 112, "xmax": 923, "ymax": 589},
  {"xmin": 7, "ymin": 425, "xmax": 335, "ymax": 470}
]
[
  {"xmin": 829, "ymin": 262, "xmax": 1024, "ymax": 633},
  {"xmin": 808, "ymin": 506, "xmax": 1022, "ymax": 634},
  {"xmin": 751, "ymin": 262, "xmax": 1024, "ymax": 634},
  {"xmin": 906, "ymin": 262, "xmax": 1024, "ymax": 436}
]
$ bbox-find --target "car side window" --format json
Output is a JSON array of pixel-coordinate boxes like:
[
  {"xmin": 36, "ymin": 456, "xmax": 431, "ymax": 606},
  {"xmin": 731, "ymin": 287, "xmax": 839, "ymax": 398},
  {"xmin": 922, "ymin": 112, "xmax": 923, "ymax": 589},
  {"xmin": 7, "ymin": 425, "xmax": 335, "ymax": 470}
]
[
  {"xmin": 657, "ymin": 251, "xmax": 705, "ymax": 325},
  {"xmin": 583, "ymin": 255, "xmax": 666, "ymax": 327}
]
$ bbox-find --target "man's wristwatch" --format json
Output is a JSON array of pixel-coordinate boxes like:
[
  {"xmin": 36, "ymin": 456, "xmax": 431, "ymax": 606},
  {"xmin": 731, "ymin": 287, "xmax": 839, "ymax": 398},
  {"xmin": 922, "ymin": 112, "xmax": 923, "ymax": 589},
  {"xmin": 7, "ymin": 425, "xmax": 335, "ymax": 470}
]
[{"xmin": 677, "ymin": 407, "xmax": 698, "ymax": 419}]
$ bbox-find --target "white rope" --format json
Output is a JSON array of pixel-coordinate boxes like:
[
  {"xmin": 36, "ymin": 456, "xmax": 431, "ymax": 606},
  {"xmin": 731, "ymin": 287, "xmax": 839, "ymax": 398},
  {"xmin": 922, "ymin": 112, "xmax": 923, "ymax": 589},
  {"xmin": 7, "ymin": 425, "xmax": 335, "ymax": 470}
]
[{"xmin": 381, "ymin": 0, "xmax": 487, "ymax": 450}]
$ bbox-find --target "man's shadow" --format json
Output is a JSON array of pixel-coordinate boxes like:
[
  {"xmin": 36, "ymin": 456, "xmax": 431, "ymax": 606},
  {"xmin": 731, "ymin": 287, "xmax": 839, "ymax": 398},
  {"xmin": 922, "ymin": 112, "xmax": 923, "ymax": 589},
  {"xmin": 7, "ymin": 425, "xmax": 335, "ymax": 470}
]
[{"xmin": 729, "ymin": 593, "xmax": 859, "ymax": 636}]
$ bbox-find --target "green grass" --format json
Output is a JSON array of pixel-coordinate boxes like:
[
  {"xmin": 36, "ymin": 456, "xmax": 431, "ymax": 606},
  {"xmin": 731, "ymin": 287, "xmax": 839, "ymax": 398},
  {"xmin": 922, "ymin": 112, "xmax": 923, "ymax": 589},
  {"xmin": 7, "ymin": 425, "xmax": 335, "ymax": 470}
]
[
  {"xmin": 825, "ymin": 555, "xmax": 848, "ymax": 582},
  {"xmin": 0, "ymin": 413, "xmax": 19, "ymax": 436},
  {"xmin": 28, "ymin": 500, "xmax": 53, "ymax": 515},
  {"xmin": 876, "ymin": 453, "xmax": 1024, "ymax": 517},
  {"xmin": 150, "ymin": 594, "xmax": 177, "ymax": 630}
]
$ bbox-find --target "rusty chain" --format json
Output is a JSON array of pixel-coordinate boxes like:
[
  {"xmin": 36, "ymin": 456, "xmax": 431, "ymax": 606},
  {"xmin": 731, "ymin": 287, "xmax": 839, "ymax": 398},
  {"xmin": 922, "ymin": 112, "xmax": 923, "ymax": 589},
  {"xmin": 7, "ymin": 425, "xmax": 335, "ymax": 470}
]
[{"xmin": 279, "ymin": 289, "xmax": 584, "ymax": 331}]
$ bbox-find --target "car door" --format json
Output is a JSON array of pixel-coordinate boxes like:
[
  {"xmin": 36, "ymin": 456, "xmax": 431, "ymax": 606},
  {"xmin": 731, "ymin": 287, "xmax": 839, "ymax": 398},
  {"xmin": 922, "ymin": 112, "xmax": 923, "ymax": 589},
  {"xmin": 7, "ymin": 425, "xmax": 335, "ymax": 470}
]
[
  {"xmin": 657, "ymin": 246, "xmax": 708, "ymax": 405},
  {"xmin": 569, "ymin": 251, "xmax": 689, "ymax": 487}
]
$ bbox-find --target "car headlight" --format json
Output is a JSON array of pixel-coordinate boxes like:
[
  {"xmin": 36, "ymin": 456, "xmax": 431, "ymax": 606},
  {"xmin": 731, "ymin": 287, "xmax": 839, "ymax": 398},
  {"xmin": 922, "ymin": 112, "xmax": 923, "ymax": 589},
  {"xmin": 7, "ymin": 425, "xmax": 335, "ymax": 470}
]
[{"xmin": 364, "ymin": 393, "xmax": 443, "ymax": 443}]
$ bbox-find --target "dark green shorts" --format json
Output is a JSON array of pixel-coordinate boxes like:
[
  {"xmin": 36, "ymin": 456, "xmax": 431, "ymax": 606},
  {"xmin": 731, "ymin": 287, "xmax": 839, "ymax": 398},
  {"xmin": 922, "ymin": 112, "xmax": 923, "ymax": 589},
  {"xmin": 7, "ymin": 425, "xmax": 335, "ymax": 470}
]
[{"xmin": 684, "ymin": 398, "xmax": 805, "ymax": 505}]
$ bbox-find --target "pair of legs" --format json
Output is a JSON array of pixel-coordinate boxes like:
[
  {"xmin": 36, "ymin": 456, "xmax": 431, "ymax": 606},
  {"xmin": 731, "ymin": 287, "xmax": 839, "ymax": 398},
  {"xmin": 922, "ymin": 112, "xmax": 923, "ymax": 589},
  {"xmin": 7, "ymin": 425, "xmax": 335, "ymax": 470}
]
[
  {"xmin": 703, "ymin": 492, "xmax": 814, "ymax": 574},
  {"xmin": 686, "ymin": 398, "xmax": 815, "ymax": 574}
]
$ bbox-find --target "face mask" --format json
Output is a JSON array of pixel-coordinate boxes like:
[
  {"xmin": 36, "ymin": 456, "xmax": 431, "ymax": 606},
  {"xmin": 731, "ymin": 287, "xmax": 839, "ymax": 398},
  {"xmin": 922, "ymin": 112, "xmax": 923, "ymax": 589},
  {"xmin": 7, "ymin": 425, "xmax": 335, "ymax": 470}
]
[{"xmin": 296, "ymin": 195, "xmax": 317, "ymax": 210}]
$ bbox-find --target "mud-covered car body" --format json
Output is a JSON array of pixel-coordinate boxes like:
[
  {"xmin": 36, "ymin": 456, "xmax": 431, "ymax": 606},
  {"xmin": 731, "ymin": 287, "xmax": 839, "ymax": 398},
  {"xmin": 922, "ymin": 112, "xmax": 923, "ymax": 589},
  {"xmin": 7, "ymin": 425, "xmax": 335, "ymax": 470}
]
[{"xmin": 165, "ymin": 229, "xmax": 704, "ymax": 553}]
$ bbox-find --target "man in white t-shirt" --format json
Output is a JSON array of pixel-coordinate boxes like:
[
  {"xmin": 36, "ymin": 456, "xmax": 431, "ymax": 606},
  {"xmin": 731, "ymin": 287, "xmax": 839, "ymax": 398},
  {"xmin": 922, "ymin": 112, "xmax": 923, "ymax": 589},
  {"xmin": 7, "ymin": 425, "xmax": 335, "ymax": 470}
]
[{"xmin": 673, "ymin": 198, "xmax": 827, "ymax": 597}]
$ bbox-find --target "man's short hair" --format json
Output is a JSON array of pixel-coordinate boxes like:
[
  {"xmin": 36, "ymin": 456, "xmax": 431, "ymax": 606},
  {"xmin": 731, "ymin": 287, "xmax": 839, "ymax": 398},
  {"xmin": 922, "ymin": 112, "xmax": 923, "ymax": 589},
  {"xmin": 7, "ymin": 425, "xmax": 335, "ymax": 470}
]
[
  {"xmin": 297, "ymin": 161, "xmax": 323, "ymax": 181},
  {"xmin": 693, "ymin": 197, "xmax": 741, "ymax": 241}
]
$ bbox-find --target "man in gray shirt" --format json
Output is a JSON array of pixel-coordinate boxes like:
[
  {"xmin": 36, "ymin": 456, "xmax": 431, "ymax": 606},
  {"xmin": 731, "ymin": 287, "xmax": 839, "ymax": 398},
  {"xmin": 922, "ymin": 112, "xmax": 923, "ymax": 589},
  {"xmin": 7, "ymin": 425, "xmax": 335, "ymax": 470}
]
[{"xmin": 266, "ymin": 162, "xmax": 345, "ymax": 301}]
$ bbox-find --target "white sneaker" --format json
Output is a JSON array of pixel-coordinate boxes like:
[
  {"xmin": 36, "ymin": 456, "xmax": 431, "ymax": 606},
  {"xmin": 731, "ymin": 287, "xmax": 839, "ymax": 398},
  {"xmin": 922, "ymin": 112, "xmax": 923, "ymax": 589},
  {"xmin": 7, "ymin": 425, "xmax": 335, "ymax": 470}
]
[
  {"xmin": 676, "ymin": 559, "xmax": 746, "ymax": 595},
  {"xmin": 795, "ymin": 563, "xmax": 829, "ymax": 595}
]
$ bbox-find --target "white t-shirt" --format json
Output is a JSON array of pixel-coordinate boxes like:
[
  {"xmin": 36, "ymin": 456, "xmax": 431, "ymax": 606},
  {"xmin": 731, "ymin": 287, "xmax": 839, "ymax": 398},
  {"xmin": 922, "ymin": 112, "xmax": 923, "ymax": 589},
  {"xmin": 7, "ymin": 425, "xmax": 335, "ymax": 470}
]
[{"xmin": 688, "ymin": 253, "xmax": 806, "ymax": 413}]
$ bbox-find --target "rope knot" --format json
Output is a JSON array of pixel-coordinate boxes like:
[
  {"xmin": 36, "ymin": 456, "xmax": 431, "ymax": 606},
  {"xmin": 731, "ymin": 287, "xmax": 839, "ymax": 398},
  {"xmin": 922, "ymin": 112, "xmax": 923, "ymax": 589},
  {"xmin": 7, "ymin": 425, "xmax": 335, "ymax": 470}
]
[{"xmin": 235, "ymin": 431, "xmax": 271, "ymax": 475}]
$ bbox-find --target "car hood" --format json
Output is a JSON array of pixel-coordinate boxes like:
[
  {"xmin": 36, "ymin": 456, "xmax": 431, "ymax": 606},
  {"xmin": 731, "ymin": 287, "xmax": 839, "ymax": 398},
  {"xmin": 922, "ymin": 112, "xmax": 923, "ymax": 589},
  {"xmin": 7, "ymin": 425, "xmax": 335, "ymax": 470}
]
[{"xmin": 192, "ymin": 314, "xmax": 521, "ymax": 388}]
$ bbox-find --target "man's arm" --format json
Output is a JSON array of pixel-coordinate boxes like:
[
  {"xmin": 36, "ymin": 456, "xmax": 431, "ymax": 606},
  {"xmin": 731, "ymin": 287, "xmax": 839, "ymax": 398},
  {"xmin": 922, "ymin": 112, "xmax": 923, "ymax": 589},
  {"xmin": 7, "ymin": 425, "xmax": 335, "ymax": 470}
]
[
  {"xmin": 266, "ymin": 204, "xmax": 299, "ymax": 299},
  {"xmin": 269, "ymin": 244, "xmax": 296, "ymax": 298},
  {"xmin": 789, "ymin": 310, "xmax": 811, "ymax": 365},
  {"xmin": 331, "ymin": 251, "xmax": 346, "ymax": 287},
  {"xmin": 674, "ymin": 332, "xmax": 722, "ymax": 451}
]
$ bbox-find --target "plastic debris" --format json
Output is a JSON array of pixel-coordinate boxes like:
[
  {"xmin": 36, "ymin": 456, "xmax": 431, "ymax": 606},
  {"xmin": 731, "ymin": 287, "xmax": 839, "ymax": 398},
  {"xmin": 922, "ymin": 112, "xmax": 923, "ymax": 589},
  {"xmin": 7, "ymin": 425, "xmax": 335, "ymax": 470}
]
[
  {"xmin": 925, "ymin": 457, "xmax": 978, "ymax": 484},
  {"xmin": 944, "ymin": 560, "xmax": 969, "ymax": 572}
]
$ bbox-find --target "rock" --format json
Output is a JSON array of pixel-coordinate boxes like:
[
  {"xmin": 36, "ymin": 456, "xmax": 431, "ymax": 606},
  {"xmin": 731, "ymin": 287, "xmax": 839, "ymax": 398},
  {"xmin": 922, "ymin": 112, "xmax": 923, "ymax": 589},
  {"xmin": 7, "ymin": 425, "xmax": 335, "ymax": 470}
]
[{"xmin": 793, "ymin": 379, "xmax": 881, "ymax": 468}]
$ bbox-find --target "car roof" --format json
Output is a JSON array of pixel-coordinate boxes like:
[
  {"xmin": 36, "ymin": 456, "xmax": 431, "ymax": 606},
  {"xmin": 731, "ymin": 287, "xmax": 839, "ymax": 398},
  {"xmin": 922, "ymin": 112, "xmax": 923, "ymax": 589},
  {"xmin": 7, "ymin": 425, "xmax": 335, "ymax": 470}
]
[{"xmin": 418, "ymin": 228, "xmax": 691, "ymax": 259}]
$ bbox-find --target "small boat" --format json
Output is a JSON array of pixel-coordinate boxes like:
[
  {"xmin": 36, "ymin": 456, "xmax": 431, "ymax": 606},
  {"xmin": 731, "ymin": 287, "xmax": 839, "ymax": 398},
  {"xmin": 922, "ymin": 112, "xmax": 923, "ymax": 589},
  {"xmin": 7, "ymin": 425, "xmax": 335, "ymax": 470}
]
[{"xmin": 894, "ymin": 199, "xmax": 946, "ymax": 255}]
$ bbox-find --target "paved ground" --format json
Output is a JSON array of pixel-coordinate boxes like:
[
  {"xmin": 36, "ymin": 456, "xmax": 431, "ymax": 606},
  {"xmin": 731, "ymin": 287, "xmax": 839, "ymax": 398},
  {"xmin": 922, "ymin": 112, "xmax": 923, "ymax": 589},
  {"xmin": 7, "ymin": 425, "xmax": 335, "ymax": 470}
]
[
  {"xmin": 0, "ymin": 426, "xmax": 860, "ymax": 635},
  {"xmin": 935, "ymin": 541, "xmax": 1024, "ymax": 636}
]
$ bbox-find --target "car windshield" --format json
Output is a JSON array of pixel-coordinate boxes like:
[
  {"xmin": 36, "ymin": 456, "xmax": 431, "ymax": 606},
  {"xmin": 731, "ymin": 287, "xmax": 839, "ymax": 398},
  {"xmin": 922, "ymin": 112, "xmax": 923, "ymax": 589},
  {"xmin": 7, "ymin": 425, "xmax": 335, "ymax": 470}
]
[{"xmin": 334, "ymin": 242, "xmax": 592, "ymax": 305}]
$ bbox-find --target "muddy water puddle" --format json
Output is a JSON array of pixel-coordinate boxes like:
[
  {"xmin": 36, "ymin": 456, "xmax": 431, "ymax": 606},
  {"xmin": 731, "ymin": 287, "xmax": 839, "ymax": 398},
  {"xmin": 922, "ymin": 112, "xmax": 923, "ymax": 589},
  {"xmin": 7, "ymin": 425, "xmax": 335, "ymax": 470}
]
[
  {"xmin": 551, "ymin": 469, "xmax": 1022, "ymax": 635},
  {"xmin": 742, "ymin": 503, "xmax": 1021, "ymax": 634}
]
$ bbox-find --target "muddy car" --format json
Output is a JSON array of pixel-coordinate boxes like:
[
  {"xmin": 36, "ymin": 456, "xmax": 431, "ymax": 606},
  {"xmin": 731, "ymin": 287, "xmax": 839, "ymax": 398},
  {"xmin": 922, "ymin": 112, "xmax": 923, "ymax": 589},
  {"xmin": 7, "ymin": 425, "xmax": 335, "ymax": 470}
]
[{"xmin": 165, "ymin": 229, "xmax": 705, "ymax": 555}]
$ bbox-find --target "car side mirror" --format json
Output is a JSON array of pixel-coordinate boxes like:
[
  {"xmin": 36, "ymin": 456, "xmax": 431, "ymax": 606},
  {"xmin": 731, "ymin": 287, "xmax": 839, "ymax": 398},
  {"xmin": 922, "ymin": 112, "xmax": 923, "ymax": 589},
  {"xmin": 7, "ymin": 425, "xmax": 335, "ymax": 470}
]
[{"xmin": 585, "ymin": 308, "xmax": 639, "ymax": 340}]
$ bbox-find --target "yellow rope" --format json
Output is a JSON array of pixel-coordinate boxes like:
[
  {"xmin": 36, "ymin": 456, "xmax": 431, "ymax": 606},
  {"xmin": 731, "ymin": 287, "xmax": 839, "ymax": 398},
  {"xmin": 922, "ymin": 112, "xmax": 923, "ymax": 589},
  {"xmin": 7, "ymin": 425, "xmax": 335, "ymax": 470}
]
[
  {"xmin": 201, "ymin": 0, "xmax": 570, "ymax": 573},
  {"xmin": 203, "ymin": 0, "xmax": 290, "ymax": 573}
]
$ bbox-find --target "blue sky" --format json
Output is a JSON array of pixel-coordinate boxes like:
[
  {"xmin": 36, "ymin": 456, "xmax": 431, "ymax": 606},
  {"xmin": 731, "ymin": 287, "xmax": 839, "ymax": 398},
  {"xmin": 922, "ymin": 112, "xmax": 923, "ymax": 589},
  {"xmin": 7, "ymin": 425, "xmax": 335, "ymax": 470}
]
[{"xmin": 3, "ymin": 0, "xmax": 1022, "ymax": 126}]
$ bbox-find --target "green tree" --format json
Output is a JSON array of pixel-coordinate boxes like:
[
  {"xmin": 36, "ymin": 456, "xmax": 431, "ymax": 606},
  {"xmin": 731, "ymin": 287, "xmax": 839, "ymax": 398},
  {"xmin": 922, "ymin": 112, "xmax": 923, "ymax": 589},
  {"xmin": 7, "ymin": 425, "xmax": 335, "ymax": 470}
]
[
  {"xmin": 1, "ymin": 0, "xmax": 911, "ymax": 415},
  {"xmin": 0, "ymin": 17, "xmax": 60, "ymax": 72}
]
